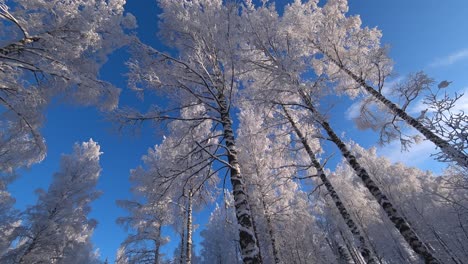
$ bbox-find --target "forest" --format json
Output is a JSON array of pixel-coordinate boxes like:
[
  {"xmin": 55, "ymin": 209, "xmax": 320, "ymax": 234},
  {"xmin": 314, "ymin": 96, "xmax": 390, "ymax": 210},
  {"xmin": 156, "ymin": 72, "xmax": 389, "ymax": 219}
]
[{"xmin": 0, "ymin": 0, "xmax": 467, "ymax": 263}]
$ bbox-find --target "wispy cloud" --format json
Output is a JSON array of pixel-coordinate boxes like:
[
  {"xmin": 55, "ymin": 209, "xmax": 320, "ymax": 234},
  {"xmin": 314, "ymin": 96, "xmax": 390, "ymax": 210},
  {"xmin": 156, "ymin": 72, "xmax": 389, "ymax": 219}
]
[
  {"xmin": 345, "ymin": 100, "xmax": 363, "ymax": 120},
  {"xmin": 430, "ymin": 48, "xmax": 468, "ymax": 68},
  {"xmin": 377, "ymin": 140, "xmax": 445, "ymax": 174}
]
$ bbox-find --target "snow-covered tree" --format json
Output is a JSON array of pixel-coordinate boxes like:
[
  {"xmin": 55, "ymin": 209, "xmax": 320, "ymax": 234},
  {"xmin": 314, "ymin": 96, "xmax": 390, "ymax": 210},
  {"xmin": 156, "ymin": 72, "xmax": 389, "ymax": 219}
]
[
  {"xmin": 239, "ymin": 2, "xmax": 440, "ymax": 262},
  {"xmin": 118, "ymin": 108, "xmax": 218, "ymax": 264},
  {"xmin": 329, "ymin": 143, "xmax": 468, "ymax": 263},
  {"xmin": 200, "ymin": 195, "xmax": 241, "ymax": 264},
  {"xmin": 289, "ymin": 0, "xmax": 468, "ymax": 167},
  {"xmin": 0, "ymin": 0, "xmax": 134, "ymax": 174},
  {"xmin": 0, "ymin": 139, "xmax": 103, "ymax": 264},
  {"xmin": 113, "ymin": 1, "xmax": 264, "ymax": 261},
  {"xmin": 280, "ymin": 105, "xmax": 378, "ymax": 264},
  {"xmin": 116, "ymin": 198, "xmax": 169, "ymax": 264},
  {"xmin": 235, "ymin": 101, "xmax": 338, "ymax": 264},
  {"xmin": 0, "ymin": 176, "xmax": 19, "ymax": 256}
]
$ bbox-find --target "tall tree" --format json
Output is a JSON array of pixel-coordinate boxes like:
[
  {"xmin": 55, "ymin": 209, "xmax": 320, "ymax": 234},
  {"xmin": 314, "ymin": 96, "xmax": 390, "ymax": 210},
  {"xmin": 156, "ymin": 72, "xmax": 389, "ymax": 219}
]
[
  {"xmin": 0, "ymin": 175, "xmax": 18, "ymax": 256},
  {"xmin": 281, "ymin": 105, "xmax": 378, "ymax": 264},
  {"xmin": 295, "ymin": 0, "xmax": 468, "ymax": 167},
  {"xmin": 0, "ymin": 0, "xmax": 134, "ymax": 173},
  {"xmin": 236, "ymin": 102, "xmax": 336, "ymax": 264},
  {"xmin": 116, "ymin": 199, "xmax": 168, "ymax": 264},
  {"xmin": 115, "ymin": 1, "xmax": 262, "ymax": 261},
  {"xmin": 200, "ymin": 195, "xmax": 242, "ymax": 264},
  {"xmin": 0, "ymin": 139, "xmax": 103, "ymax": 264},
  {"xmin": 329, "ymin": 143, "xmax": 468, "ymax": 263},
  {"xmin": 118, "ymin": 109, "xmax": 218, "ymax": 264},
  {"xmin": 240, "ymin": 2, "xmax": 440, "ymax": 262}
]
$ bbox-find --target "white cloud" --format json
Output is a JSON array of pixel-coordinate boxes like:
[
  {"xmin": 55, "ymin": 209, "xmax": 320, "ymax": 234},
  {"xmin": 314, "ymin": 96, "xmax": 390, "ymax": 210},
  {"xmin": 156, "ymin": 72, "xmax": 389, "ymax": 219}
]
[
  {"xmin": 345, "ymin": 100, "xmax": 363, "ymax": 120},
  {"xmin": 429, "ymin": 48, "xmax": 468, "ymax": 68},
  {"xmin": 377, "ymin": 140, "xmax": 445, "ymax": 174}
]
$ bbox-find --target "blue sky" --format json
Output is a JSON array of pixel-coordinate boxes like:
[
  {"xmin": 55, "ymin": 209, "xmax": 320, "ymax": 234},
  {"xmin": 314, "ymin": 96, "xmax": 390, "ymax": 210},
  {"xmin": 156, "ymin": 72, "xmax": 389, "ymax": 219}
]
[{"xmin": 7, "ymin": 0, "xmax": 468, "ymax": 262}]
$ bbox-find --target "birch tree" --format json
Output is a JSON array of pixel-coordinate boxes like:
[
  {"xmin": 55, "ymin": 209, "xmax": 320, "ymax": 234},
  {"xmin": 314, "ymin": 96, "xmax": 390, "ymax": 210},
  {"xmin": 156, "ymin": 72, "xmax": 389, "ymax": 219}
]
[
  {"xmin": 0, "ymin": 176, "xmax": 18, "ymax": 256},
  {"xmin": 0, "ymin": 0, "xmax": 135, "ymax": 178},
  {"xmin": 118, "ymin": 107, "xmax": 218, "ymax": 264},
  {"xmin": 330, "ymin": 143, "xmax": 468, "ymax": 263},
  {"xmin": 200, "ymin": 195, "xmax": 241, "ymax": 264},
  {"xmin": 280, "ymin": 105, "xmax": 378, "ymax": 264},
  {"xmin": 0, "ymin": 139, "xmax": 103, "ymax": 264},
  {"xmin": 236, "ymin": 102, "xmax": 336, "ymax": 264},
  {"xmin": 240, "ymin": 2, "xmax": 440, "ymax": 262},
  {"xmin": 116, "ymin": 199, "xmax": 169, "ymax": 264},
  {"xmin": 293, "ymin": 0, "xmax": 468, "ymax": 167},
  {"xmin": 114, "ymin": 1, "xmax": 263, "ymax": 261}
]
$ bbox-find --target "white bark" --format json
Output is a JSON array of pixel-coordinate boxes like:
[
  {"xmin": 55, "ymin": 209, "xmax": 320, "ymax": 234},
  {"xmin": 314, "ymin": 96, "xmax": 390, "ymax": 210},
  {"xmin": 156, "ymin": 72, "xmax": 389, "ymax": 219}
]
[
  {"xmin": 186, "ymin": 191, "xmax": 193, "ymax": 264},
  {"xmin": 296, "ymin": 86, "xmax": 440, "ymax": 264},
  {"xmin": 218, "ymin": 92, "xmax": 262, "ymax": 264},
  {"xmin": 317, "ymin": 46, "xmax": 468, "ymax": 168},
  {"xmin": 282, "ymin": 105, "xmax": 377, "ymax": 264}
]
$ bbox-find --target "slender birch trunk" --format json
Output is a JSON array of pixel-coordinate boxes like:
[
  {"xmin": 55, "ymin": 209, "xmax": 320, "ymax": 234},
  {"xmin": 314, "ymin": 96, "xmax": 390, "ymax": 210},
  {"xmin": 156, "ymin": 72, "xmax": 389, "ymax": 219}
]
[
  {"xmin": 179, "ymin": 206, "xmax": 186, "ymax": 264},
  {"xmin": 282, "ymin": 105, "xmax": 377, "ymax": 264},
  {"xmin": 261, "ymin": 198, "xmax": 281, "ymax": 264},
  {"xmin": 339, "ymin": 231, "xmax": 360, "ymax": 264},
  {"xmin": 217, "ymin": 91, "xmax": 262, "ymax": 263},
  {"xmin": 249, "ymin": 205, "xmax": 264, "ymax": 263},
  {"xmin": 154, "ymin": 224, "xmax": 162, "ymax": 264},
  {"xmin": 295, "ymin": 87, "xmax": 440, "ymax": 264},
  {"xmin": 336, "ymin": 240, "xmax": 354, "ymax": 264},
  {"xmin": 338, "ymin": 245, "xmax": 354, "ymax": 264},
  {"xmin": 351, "ymin": 211, "xmax": 384, "ymax": 264},
  {"xmin": 186, "ymin": 190, "xmax": 193, "ymax": 264},
  {"xmin": 316, "ymin": 46, "xmax": 468, "ymax": 168},
  {"xmin": 429, "ymin": 227, "xmax": 463, "ymax": 264}
]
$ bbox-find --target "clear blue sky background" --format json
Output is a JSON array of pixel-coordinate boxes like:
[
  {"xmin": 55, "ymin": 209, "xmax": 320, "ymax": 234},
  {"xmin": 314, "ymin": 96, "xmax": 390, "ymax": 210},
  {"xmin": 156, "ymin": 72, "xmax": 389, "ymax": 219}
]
[{"xmin": 8, "ymin": 0, "xmax": 468, "ymax": 262}]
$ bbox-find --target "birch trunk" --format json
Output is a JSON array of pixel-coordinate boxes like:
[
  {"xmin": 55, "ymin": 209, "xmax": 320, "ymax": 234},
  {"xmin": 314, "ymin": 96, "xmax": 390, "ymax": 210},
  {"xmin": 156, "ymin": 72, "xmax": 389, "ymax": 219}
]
[
  {"xmin": 295, "ymin": 87, "xmax": 440, "ymax": 264},
  {"xmin": 336, "ymin": 240, "xmax": 354, "ymax": 264},
  {"xmin": 339, "ymin": 230, "xmax": 361, "ymax": 264},
  {"xmin": 317, "ymin": 46, "xmax": 468, "ymax": 168},
  {"xmin": 261, "ymin": 198, "xmax": 281, "ymax": 264},
  {"xmin": 179, "ymin": 208, "xmax": 186, "ymax": 264},
  {"xmin": 186, "ymin": 191, "xmax": 193, "ymax": 264},
  {"xmin": 249, "ymin": 205, "xmax": 264, "ymax": 263},
  {"xmin": 217, "ymin": 92, "xmax": 262, "ymax": 263},
  {"xmin": 282, "ymin": 105, "xmax": 377, "ymax": 264},
  {"xmin": 154, "ymin": 224, "xmax": 161, "ymax": 264}
]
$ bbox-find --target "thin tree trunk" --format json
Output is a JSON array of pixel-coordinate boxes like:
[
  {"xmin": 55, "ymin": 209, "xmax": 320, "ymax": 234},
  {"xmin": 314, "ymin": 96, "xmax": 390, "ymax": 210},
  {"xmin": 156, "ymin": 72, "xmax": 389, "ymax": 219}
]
[
  {"xmin": 352, "ymin": 212, "xmax": 384, "ymax": 264},
  {"xmin": 429, "ymin": 227, "xmax": 463, "ymax": 264},
  {"xmin": 261, "ymin": 198, "xmax": 281, "ymax": 264},
  {"xmin": 328, "ymin": 236, "xmax": 353, "ymax": 264},
  {"xmin": 332, "ymin": 233, "xmax": 354, "ymax": 264},
  {"xmin": 249, "ymin": 204, "xmax": 265, "ymax": 264},
  {"xmin": 154, "ymin": 224, "xmax": 161, "ymax": 264},
  {"xmin": 295, "ymin": 87, "xmax": 441, "ymax": 264},
  {"xmin": 339, "ymin": 230, "xmax": 359, "ymax": 264},
  {"xmin": 338, "ymin": 244, "xmax": 354, "ymax": 264},
  {"xmin": 179, "ymin": 206, "xmax": 186, "ymax": 264},
  {"xmin": 316, "ymin": 46, "xmax": 468, "ymax": 168},
  {"xmin": 217, "ymin": 92, "xmax": 262, "ymax": 264},
  {"xmin": 282, "ymin": 105, "xmax": 377, "ymax": 264},
  {"xmin": 186, "ymin": 190, "xmax": 193, "ymax": 264}
]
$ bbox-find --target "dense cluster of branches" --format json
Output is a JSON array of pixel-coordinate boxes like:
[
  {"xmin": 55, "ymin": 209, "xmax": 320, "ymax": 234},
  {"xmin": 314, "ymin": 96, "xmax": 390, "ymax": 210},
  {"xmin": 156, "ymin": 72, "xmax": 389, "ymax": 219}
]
[{"xmin": 1, "ymin": 0, "xmax": 467, "ymax": 264}]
